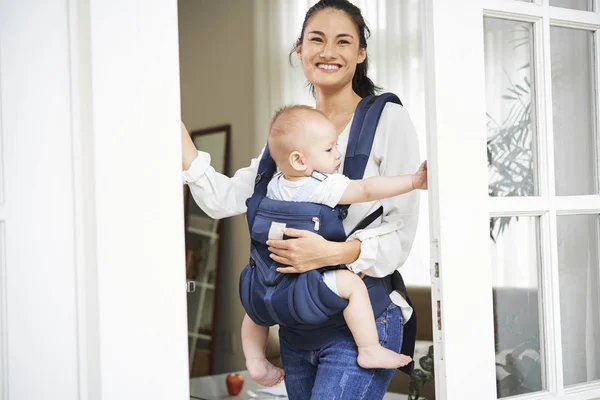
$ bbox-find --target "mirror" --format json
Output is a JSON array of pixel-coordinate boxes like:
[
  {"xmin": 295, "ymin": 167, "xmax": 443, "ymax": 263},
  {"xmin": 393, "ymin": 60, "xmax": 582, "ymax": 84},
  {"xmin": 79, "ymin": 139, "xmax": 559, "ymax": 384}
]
[{"xmin": 184, "ymin": 124, "xmax": 231, "ymax": 377}]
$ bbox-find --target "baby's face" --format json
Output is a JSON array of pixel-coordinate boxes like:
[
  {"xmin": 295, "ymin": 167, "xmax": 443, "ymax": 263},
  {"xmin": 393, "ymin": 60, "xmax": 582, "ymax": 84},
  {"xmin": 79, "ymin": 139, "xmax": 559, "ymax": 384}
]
[{"xmin": 302, "ymin": 116, "xmax": 341, "ymax": 174}]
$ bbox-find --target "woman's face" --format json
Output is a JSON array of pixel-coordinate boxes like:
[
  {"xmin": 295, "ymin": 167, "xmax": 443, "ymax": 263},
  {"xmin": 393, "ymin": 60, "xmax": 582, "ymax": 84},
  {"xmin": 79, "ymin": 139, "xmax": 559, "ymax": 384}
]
[{"xmin": 296, "ymin": 8, "xmax": 366, "ymax": 93}]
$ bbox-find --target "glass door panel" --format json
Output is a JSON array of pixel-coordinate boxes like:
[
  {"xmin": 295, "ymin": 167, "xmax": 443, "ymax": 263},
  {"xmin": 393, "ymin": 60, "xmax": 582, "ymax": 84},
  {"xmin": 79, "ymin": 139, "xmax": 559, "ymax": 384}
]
[
  {"xmin": 551, "ymin": 27, "xmax": 598, "ymax": 196},
  {"xmin": 556, "ymin": 214, "xmax": 600, "ymax": 386},
  {"xmin": 549, "ymin": 0, "xmax": 594, "ymax": 12},
  {"xmin": 484, "ymin": 18, "xmax": 539, "ymax": 197},
  {"xmin": 490, "ymin": 216, "xmax": 545, "ymax": 397}
]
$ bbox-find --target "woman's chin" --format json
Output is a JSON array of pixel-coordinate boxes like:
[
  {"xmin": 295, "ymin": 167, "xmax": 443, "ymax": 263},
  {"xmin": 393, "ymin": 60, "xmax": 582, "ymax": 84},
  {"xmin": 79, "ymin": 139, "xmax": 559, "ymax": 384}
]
[{"xmin": 310, "ymin": 78, "xmax": 350, "ymax": 94}]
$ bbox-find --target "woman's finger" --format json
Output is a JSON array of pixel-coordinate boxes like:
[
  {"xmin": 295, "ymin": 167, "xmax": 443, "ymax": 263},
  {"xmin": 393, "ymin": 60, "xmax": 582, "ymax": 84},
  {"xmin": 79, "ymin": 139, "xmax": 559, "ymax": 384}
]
[
  {"xmin": 276, "ymin": 266, "xmax": 300, "ymax": 274},
  {"xmin": 270, "ymin": 253, "xmax": 291, "ymax": 265},
  {"xmin": 266, "ymin": 239, "xmax": 290, "ymax": 250},
  {"xmin": 281, "ymin": 228, "xmax": 309, "ymax": 238},
  {"xmin": 268, "ymin": 247, "xmax": 291, "ymax": 258}
]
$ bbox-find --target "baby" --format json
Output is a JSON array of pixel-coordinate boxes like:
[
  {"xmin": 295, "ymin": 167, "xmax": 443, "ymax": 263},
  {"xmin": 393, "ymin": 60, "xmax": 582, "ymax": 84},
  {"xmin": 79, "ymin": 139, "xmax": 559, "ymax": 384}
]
[{"xmin": 242, "ymin": 105, "xmax": 427, "ymax": 386}]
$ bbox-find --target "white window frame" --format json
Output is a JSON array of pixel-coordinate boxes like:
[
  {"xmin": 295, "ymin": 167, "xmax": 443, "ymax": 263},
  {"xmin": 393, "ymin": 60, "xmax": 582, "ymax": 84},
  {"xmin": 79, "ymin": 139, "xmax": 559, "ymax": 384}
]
[
  {"xmin": 485, "ymin": 1, "xmax": 600, "ymax": 398},
  {"xmin": 426, "ymin": 0, "xmax": 600, "ymax": 399}
]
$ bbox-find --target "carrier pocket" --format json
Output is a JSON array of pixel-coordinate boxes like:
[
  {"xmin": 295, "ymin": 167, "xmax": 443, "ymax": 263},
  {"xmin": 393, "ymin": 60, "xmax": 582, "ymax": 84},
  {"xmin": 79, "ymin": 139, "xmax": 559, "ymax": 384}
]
[
  {"xmin": 252, "ymin": 210, "xmax": 321, "ymax": 244},
  {"xmin": 250, "ymin": 247, "xmax": 286, "ymax": 287}
]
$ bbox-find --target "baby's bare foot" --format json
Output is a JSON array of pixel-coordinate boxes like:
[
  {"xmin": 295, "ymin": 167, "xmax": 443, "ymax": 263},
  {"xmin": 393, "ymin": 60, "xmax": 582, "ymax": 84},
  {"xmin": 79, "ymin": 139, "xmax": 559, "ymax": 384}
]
[
  {"xmin": 246, "ymin": 358, "xmax": 285, "ymax": 387},
  {"xmin": 357, "ymin": 345, "xmax": 412, "ymax": 369}
]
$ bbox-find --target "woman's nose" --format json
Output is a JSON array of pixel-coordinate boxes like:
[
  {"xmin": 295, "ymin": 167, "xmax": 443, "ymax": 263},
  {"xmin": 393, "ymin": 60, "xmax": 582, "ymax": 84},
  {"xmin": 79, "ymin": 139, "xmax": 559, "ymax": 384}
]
[{"xmin": 320, "ymin": 42, "xmax": 337, "ymax": 59}]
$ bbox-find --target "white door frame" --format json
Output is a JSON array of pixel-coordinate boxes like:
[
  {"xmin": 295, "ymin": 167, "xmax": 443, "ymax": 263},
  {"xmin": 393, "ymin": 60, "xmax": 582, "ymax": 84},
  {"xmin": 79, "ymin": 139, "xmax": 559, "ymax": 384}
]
[
  {"xmin": 424, "ymin": 0, "xmax": 498, "ymax": 399},
  {"xmin": 425, "ymin": 0, "xmax": 600, "ymax": 399}
]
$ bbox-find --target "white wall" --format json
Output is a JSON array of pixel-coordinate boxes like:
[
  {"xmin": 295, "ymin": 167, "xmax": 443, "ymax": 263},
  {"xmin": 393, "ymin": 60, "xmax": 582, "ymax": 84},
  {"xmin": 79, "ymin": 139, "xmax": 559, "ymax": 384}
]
[
  {"xmin": 178, "ymin": 0, "xmax": 256, "ymax": 373},
  {"xmin": 2, "ymin": 0, "xmax": 189, "ymax": 399},
  {"xmin": 1, "ymin": 2, "xmax": 80, "ymax": 398}
]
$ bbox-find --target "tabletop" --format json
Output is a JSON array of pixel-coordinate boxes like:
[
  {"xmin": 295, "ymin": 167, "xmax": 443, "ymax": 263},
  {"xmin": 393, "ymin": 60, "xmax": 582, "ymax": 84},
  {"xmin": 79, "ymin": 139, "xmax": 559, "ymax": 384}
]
[{"xmin": 190, "ymin": 370, "xmax": 409, "ymax": 400}]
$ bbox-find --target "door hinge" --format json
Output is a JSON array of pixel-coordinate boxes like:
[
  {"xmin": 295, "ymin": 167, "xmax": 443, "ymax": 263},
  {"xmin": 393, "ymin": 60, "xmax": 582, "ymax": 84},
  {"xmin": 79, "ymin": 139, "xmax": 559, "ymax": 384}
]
[
  {"xmin": 431, "ymin": 238, "xmax": 440, "ymax": 279},
  {"xmin": 186, "ymin": 280, "xmax": 196, "ymax": 293}
]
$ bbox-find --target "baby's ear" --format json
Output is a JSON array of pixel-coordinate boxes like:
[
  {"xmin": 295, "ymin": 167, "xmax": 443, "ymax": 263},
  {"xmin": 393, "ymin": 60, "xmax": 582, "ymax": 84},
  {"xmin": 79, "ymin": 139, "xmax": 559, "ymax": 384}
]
[{"xmin": 289, "ymin": 151, "xmax": 308, "ymax": 172}]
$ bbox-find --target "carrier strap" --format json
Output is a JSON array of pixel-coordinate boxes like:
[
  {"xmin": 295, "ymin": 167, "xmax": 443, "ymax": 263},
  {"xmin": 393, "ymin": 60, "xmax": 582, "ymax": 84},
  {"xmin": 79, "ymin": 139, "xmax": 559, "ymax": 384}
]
[
  {"xmin": 346, "ymin": 205, "xmax": 383, "ymax": 238},
  {"xmin": 316, "ymin": 206, "xmax": 383, "ymax": 274},
  {"xmin": 384, "ymin": 270, "xmax": 417, "ymax": 375},
  {"xmin": 343, "ymin": 93, "xmax": 402, "ymax": 181}
]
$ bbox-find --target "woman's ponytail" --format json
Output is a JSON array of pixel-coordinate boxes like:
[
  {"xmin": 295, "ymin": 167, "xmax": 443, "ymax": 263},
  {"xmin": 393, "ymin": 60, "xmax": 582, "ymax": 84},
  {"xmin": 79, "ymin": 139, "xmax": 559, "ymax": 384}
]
[{"xmin": 352, "ymin": 55, "xmax": 380, "ymax": 98}]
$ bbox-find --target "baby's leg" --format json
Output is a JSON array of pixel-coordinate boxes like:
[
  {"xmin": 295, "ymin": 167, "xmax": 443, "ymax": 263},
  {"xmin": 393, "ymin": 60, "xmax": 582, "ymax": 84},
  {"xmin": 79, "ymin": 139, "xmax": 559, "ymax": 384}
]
[
  {"xmin": 241, "ymin": 314, "xmax": 285, "ymax": 386},
  {"xmin": 334, "ymin": 270, "xmax": 412, "ymax": 369}
]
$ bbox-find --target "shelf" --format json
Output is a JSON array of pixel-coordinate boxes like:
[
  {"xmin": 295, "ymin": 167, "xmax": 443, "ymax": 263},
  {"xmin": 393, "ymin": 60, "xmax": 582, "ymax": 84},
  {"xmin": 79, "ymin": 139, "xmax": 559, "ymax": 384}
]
[
  {"xmin": 188, "ymin": 332, "xmax": 211, "ymax": 341},
  {"xmin": 197, "ymin": 281, "xmax": 215, "ymax": 290},
  {"xmin": 186, "ymin": 226, "xmax": 219, "ymax": 240},
  {"xmin": 187, "ymin": 281, "xmax": 215, "ymax": 291}
]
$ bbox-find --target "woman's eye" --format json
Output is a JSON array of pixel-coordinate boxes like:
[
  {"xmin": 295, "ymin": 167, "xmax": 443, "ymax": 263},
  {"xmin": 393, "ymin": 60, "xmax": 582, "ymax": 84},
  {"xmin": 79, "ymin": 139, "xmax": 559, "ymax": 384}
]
[
  {"xmin": 310, "ymin": 37, "xmax": 323, "ymax": 43},
  {"xmin": 326, "ymin": 148, "xmax": 332, "ymax": 152},
  {"xmin": 338, "ymin": 40, "xmax": 349, "ymax": 45}
]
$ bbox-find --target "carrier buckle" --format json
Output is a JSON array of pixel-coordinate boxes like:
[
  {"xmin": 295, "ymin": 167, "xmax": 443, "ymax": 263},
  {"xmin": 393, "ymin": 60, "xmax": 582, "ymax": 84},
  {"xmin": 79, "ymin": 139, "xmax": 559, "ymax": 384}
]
[{"xmin": 339, "ymin": 207, "xmax": 349, "ymax": 220}]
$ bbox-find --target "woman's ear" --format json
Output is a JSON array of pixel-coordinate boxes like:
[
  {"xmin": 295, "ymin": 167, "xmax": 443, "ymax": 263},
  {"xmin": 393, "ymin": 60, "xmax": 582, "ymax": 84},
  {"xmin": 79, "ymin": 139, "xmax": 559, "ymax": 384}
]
[
  {"xmin": 289, "ymin": 151, "xmax": 307, "ymax": 172},
  {"xmin": 295, "ymin": 40, "xmax": 302, "ymax": 60},
  {"xmin": 357, "ymin": 47, "xmax": 367, "ymax": 64}
]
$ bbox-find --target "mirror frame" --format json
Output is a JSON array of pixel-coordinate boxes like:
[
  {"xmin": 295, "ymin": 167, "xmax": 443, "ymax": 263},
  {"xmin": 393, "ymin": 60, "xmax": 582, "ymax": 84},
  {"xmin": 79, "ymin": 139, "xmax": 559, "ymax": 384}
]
[{"xmin": 184, "ymin": 124, "xmax": 231, "ymax": 376}]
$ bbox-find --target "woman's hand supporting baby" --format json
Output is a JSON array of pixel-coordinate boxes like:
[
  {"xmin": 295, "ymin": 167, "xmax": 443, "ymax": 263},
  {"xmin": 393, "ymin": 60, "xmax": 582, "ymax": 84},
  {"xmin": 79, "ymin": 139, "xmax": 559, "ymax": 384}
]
[{"xmin": 268, "ymin": 229, "xmax": 361, "ymax": 274}]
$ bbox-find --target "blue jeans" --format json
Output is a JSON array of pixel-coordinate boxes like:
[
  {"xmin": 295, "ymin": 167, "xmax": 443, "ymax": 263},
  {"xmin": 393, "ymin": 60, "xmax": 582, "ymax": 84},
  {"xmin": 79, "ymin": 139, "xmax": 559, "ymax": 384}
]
[{"xmin": 279, "ymin": 303, "xmax": 404, "ymax": 400}]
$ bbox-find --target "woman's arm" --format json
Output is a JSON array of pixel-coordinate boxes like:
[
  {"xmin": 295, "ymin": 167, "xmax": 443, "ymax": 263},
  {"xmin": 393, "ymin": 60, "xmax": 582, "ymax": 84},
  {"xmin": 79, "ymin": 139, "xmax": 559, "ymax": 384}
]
[
  {"xmin": 182, "ymin": 122, "xmax": 200, "ymax": 170},
  {"xmin": 345, "ymin": 103, "xmax": 421, "ymax": 277},
  {"xmin": 181, "ymin": 122, "xmax": 264, "ymax": 219},
  {"xmin": 270, "ymin": 104, "xmax": 421, "ymax": 275}
]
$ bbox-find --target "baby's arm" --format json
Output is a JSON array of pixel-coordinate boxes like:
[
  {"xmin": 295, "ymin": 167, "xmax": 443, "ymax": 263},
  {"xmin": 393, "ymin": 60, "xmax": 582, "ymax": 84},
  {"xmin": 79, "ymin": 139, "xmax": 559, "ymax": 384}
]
[{"xmin": 338, "ymin": 160, "xmax": 427, "ymax": 205}]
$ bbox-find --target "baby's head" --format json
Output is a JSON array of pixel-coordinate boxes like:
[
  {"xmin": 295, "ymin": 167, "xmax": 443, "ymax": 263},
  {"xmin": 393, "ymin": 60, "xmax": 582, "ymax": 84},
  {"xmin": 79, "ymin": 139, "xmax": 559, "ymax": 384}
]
[{"xmin": 268, "ymin": 105, "xmax": 341, "ymax": 177}]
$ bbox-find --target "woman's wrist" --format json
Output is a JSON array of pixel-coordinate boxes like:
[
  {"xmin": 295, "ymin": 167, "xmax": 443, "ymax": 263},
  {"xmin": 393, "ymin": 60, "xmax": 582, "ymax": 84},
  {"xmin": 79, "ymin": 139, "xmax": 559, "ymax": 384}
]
[
  {"xmin": 327, "ymin": 239, "xmax": 361, "ymax": 266},
  {"xmin": 181, "ymin": 124, "xmax": 198, "ymax": 171}
]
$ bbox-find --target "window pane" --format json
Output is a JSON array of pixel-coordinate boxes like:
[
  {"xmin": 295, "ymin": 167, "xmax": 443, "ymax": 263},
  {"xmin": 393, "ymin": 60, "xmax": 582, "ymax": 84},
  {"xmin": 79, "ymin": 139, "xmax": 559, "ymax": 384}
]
[
  {"xmin": 557, "ymin": 214, "xmax": 600, "ymax": 386},
  {"xmin": 550, "ymin": 0, "xmax": 593, "ymax": 11},
  {"xmin": 551, "ymin": 27, "xmax": 597, "ymax": 195},
  {"xmin": 490, "ymin": 216, "xmax": 544, "ymax": 398},
  {"xmin": 485, "ymin": 19, "xmax": 538, "ymax": 197}
]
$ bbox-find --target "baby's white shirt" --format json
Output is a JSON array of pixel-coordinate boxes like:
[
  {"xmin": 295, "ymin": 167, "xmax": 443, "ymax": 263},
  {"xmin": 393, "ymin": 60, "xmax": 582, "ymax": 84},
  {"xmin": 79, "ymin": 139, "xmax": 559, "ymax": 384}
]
[{"xmin": 267, "ymin": 173, "xmax": 351, "ymax": 208}]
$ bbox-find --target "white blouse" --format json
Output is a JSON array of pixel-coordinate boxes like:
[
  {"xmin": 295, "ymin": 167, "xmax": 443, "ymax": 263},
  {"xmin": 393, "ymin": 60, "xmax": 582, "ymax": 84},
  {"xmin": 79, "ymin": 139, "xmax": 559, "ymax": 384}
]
[{"xmin": 182, "ymin": 102, "xmax": 420, "ymax": 279}]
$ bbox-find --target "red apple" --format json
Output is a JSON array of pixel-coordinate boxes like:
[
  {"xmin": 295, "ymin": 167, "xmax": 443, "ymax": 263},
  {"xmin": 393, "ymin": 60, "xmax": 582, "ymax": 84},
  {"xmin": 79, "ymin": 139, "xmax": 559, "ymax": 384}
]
[{"xmin": 226, "ymin": 373, "xmax": 244, "ymax": 396}]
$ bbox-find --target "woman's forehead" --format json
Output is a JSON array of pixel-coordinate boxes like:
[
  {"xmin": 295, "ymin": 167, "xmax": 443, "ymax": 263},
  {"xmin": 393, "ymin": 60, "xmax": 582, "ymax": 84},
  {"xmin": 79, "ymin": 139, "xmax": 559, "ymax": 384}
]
[{"xmin": 305, "ymin": 8, "xmax": 358, "ymax": 36}]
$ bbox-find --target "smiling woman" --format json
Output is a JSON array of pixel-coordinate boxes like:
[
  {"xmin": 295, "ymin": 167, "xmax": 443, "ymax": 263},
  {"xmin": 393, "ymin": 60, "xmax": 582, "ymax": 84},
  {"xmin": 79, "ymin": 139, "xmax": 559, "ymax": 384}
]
[{"xmin": 182, "ymin": 1, "xmax": 422, "ymax": 399}]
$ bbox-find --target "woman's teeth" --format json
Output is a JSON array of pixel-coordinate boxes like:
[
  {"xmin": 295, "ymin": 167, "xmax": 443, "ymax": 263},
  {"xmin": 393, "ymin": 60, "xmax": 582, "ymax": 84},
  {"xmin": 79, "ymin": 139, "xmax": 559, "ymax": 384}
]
[{"xmin": 318, "ymin": 64, "xmax": 340, "ymax": 71}]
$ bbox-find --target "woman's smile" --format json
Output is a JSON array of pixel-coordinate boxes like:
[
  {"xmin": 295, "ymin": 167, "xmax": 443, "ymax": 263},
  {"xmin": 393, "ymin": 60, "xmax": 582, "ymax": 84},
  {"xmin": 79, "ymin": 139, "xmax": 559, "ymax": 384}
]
[{"xmin": 316, "ymin": 62, "xmax": 342, "ymax": 72}]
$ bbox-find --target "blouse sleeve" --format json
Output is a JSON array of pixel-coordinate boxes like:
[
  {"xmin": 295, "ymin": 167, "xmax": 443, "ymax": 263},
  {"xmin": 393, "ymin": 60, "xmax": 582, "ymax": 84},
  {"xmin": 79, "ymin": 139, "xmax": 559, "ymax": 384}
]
[
  {"xmin": 182, "ymin": 146, "xmax": 265, "ymax": 219},
  {"xmin": 345, "ymin": 103, "xmax": 421, "ymax": 277}
]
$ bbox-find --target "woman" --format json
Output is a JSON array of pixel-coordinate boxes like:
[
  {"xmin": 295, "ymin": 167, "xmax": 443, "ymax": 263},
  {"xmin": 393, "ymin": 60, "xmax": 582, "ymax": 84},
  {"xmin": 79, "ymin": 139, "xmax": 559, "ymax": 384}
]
[{"xmin": 182, "ymin": 1, "xmax": 420, "ymax": 398}]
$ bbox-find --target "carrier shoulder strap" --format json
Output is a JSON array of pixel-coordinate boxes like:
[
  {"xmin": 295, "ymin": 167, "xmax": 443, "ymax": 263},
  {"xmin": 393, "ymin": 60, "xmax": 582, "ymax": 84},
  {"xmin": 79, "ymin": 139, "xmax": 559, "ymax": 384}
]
[
  {"xmin": 253, "ymin": 145, "xmax": 277, "ymax": 196},
  {"xmin": 339, "ymin": 93, "xmax": 403, "ymax": 230},
  {"xmin": 342, "ymin": 92, "xmax": 403, "ymax": 180}
]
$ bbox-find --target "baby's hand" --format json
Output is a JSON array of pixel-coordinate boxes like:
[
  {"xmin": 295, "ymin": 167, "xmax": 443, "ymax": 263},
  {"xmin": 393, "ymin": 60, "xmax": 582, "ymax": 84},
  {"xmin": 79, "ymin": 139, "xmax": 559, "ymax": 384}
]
[{"xmin": 412, "ymin": 160, "xmax": 428, "ymax": 190}]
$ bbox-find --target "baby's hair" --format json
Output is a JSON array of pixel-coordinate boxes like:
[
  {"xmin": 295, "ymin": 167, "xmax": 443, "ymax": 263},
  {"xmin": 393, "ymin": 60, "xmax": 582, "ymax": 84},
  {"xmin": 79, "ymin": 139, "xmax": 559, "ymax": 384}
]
[
  {"xmin": 268, "ymin": 105, "xmax": 328, "ymax": 166},
  {"xmin": 269, "ymin": 105, "xmax": 326, "ymax": 137}
]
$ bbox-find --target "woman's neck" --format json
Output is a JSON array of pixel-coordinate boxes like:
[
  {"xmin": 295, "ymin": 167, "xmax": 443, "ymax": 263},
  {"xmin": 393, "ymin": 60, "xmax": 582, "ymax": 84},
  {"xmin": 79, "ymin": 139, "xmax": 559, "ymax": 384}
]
[
  {"xmin": 314, "ymin": 84, "xmax": 361, "ymax": 135},
  {"xmin": 314, "ymin": 84, "xmax": 361, "ymax": 120}
]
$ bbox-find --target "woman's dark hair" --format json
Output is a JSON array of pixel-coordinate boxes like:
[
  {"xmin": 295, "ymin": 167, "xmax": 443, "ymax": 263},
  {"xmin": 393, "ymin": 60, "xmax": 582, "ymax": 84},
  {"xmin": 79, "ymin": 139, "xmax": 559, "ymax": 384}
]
[{"xmin": 289, "ymin": 0, "xmax": 381, "ymax": 98}]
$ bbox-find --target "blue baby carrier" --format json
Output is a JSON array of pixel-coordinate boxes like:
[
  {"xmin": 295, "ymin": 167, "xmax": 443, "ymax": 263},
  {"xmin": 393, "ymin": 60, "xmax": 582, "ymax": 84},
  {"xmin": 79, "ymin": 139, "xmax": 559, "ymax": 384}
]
[{"xmin": 240, "ymin": 93, "xmax": 417, "ymax": 374}]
